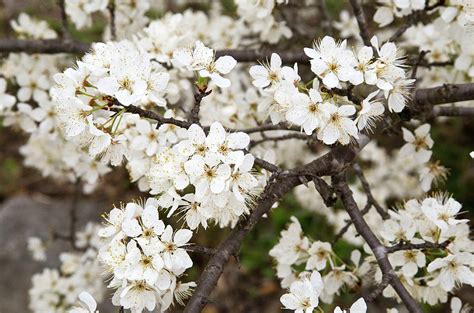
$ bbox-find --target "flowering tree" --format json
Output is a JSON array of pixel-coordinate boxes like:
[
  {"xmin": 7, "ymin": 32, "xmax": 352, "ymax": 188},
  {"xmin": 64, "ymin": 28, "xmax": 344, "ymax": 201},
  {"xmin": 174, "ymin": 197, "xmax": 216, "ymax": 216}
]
[{"xmin": 1, "ymin": 0, "xmax": 474, "ymax": 312}]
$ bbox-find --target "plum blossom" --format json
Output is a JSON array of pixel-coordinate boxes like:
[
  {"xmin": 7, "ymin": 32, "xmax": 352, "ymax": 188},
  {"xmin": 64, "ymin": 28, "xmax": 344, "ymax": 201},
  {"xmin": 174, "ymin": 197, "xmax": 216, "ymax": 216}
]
[
  {"xmin": 389, "ymin": 249, "xmax": 426, "ymax": 277},
  {"xmin": 305, "ymin": 241, "xmax": 332, "ymax": 271},
  {"xmin": 317, "ymin": 103, "xmax": 358, "ymax": 145},
  {"xmin": 304, "ymin": 36, "xmax": 356, "ymax": 88},
  {"xmin": 286, "ymin": 89, "xmax": 327, "ymax": 135},
  {"xmin": 172, "ymin": 41, "xmax": 237, "ymax": 88},
  {"xmin": 421, "ymin": 196, "xmax": 468, "ymax": 231},
  {"xmin": 399, "ymin": 124, "xmax": 434, "ymax": 164},
  {"xmin": 159, "ymin": 226, "xmax": 193, "ymax": 274},
  {"xmin": 355, "ymin": 90, "xmax": 385, "ymax": 131},
  {"xmin": 280, "ymin": 271, "xmax": 323, "ymax": 313},
  {"xmin": 249, "ymin": 53, "xmax": 284, "ymax": 88},
  {"xmin": 427, "ymin": 252, "xmax": 474, "ymax": 291}
]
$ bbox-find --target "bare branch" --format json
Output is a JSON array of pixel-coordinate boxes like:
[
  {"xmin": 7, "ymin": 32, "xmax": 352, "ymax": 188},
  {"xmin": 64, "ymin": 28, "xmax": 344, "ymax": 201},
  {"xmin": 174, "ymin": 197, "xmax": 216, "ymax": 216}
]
[
  {"xmin": 57, "ymin": 0, "xmax": 69, "ymax": 39},
  {"xmin": 433, "ymin": 106, "xmax": 474, "ymax": 117},
  {"xmin": 0, "ymin": 38, "xmax": 310, "ymax": 63},
  {"xmin": 386, "ymin": 240, "xmax": 451, "ymax": 253},
  {"xmin": 108, "ymin": 2, "xmax": 117, "ymax": 40},
  {"xmin": 333, "ymin": 174, "xmax": 423, "ymax": 313},
  {"xmin": 414, "ymin": 83, "xmax": 474, "ymax": 106},
  {"xmin": 0, "ymin": 38, "xmax": 90, "ymax": 54},
  {"xmin": 312, "ymin": 176, "xmax": 337, "ymax": 207},
  {"xmin": 353, "ymin": 163, "xmax": 390, "ymax": 219},
  {"xmin": 366, "ymin": 272, "xmax": 393, "ymax": 302},
  {"xmin": 186, "ymin": 244, "xmax": 217, "ymax": 256},
  {"xmin": 411, "ymin": 50, "xmax": 429, "ymax": 79},
  {"xmin": 188, "ymin": 88, "xmax": 212, "ymax": 124},
  {"xmin": 349, "ymin": 0, "xmax": 372, "ymax": 46}
]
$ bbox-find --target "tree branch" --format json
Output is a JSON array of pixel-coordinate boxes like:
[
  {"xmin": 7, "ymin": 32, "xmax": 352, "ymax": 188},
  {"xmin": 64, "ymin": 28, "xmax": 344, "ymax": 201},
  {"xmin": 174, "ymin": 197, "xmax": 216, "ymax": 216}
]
[
  {"xmin": 414, "ymin": 83, "xmax": 474, "ymax": 106},
  {"xmin": 186, "ymin": 244, "xmax": 217, "ymax": 256},
  {"xmin": 333, "ymin": 174, "xmax": 422, "ymax": 313},
  {"xmin": 108, "ymin": 1, "xmax": 116, "ymax": 40},
  {"xmin": 189, "ymin": 88, "xmax": 212, "ymax": 124},
  {"xmin": 57, "ymin": 0, "xmax": 69, "ymax": 39},
  {"xmin": 433, "ymin": 106, "xmax": 474, "ymax": 117},
  {"xmin": 349, "ymin": 0, "xmax": 372, "ymax": 46},
  {"xmin": 386, "ymin": 240, "xmax": 451, "ymax": 253},
  {"xmin": 353, "ymin": 163, "xmax": 390, "ymax": 219},
  {"xmin": 0, "ymin": 38, "xmax": 90, "ymax": 54},
  {"xmin": 366, "ymin": 272, "xmax": 393, "ymax": 302}
]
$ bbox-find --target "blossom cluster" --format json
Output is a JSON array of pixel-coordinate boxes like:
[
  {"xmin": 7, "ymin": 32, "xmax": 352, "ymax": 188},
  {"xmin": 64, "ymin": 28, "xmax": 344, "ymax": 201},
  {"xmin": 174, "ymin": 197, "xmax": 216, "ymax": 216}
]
[
  {"xmin": 376, "ymin": 0, "xmax": 474, "ymax": 86},
  {"xmin": 272, "ymin": 193, "xmax": 474, "ymax": 311},
  {"xmin": 270, "ymin": 217, "xmax": 369, "ymax": 305},
  {"xmin": 147, "ymin": 122, "xmax": 259, "ymax": 229},
  {"xmin": 0, "ymin": 14, "xmax": 113, "ymax": 192},
  {"xmin": 248, "ymin": 35, "xmax": 413, "ymax": 145},
  {"xmin": 97, "ymin": 198, "xmax": 195, "ymax": 312},
  {"xmin": 376, "ymin": 195, "xmax": 474, "ymax": 304}
]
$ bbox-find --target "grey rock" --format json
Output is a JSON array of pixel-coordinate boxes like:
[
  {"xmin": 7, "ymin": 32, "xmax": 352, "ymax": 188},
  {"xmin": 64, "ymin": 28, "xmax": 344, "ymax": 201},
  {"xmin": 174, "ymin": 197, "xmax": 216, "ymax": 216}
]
[{"xmin": 0, "ymin": 195, "xmax": 108, "ymax": 313}]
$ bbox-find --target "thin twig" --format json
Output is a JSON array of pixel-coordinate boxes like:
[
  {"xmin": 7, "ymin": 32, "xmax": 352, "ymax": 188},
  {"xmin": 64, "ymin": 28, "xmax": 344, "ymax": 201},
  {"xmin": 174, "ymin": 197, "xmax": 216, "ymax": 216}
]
[
  {"xmin": 433, "ymin": 106, "xmax": 474, "ymax": 117},
  {"xmin": 332, "ymin": 202, "xmax": 371, "ymax": 243},
  {"xmin": 108, "ymin": 1, "xmax": 116, "ymax": 40},
  {"xmin": 366, "ymin": 273, "xmax": 393, "ymax": 302},
  {"xmin": 349, "ymin": 0, "xmax": 372, "ymax": 46},
  {"xmin": 0, "ymin": 38, "xmax": 90, "ymax": 54},
  {"xmin": 115, "ymin": 104, "xmax": 281, "ymax": 173},
  {"xmin": 411, "ymin": 50, "xmax": 429, "ymax": 79},
  {"xmin": 386, "ymin": 240, "xmax": 451, "ymax": 253},
  {"xmin": 353, "ymin": 163, "xmax": 390, "ymax": 219},
  {"xmin": 189, "ymin": 88, "xmax": 212, "ymax": 124},
  {"xmin": 57, "ymin": 0, "xmax": 69, "ymax": 39},
  {"xmin": 51, "ymin": 181, "xmax": 84, "ymax": 251},
  {"xmin": 186, "ymin": 244, "xmax": 217, "ymax": 256}
]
